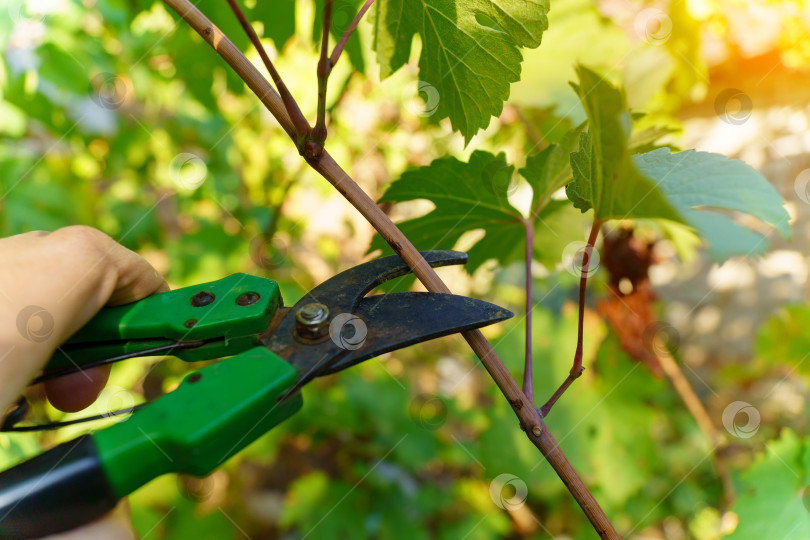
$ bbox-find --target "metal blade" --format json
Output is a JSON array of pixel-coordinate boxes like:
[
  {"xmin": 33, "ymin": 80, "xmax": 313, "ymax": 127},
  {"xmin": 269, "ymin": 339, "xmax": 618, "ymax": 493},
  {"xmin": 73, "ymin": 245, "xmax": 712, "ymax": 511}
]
[
  {"xmin": 300, "ymin": 251, "xmax": 468, "ymax": 314},
  {"xmin": 315, "ymin": 292, "xmax": 513, "ymax": 376},
  {"xmin": 265, "ymin": 251, "xmax": 512, "ymax": 388}
]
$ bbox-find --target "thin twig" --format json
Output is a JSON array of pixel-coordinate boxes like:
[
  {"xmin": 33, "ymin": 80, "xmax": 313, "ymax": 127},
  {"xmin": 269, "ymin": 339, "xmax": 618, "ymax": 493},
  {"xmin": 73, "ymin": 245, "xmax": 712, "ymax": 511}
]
[
  {"xmin": 311, "ymin": 155, "xmax": 617, "ymax": 539},
  {"xmin": 225, "ymin": 0, "xmax": 310, "ymax": 140},
  {"xmin": 159, "ymin": 1, "xmax": 619, "ymax": 536},
  {"xmin": 655, "ymin": 342, "xmax": 735, "ymax": 507},
  {"xmin": 522, "ymin": 218, "xmax": 534, "ymax": 402},
  {"xmin": 541, "ymin": 219, "xmax": 601, "ymax": 417},
  {"xmin": 329, "ymin": 0, "xmax": 375, "ymax": 67},
  {"xmin": 162, "ymin": 1, "xmax": 295, "ymax": 137},
  {"xmin": 313, "ymin": 0, "xmax": 334, "ymax": 143}
]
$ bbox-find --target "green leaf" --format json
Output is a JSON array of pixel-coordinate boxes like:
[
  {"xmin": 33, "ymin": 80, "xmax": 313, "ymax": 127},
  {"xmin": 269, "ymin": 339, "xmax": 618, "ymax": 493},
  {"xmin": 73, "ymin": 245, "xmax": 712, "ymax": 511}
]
[
  {"xmin": 633, "ymin": 148, "xmax": 790, "ymax": 259},
  {"xmin": 370, "ymin": 151, "xmax": 521, "ymax": 272},
  {"xmin": 628, "ymin": 124, "xmax": 677, "ymax": 154},
  {"xmin": 37, "ymin": 42, "xmax": 90, "ymax": 95},
  {"xmin": 518, "ymin": 122, "xmax": 584, "ymax": 215},
  {"xmin": 370, "ymin": 151, "xmax": 582, "ymax": 276},
  {"xmin": 566, "ymin": 66, "xmax": 788, "ymax": 259},
  {"xmin": 565, "ymin": 65, "xmax": 682, "ymax": 222},
  {"xmin": 372, "ymin": 0, "xmax": 549, "ymax": 142},
  {"xmin": 728, "ymin": 429, "xmax": 810, "ymax": 539},
  {"xmin": 755, "ymin": 305, "xmax": 810, "ymax": 376},
  {"xmin": 252, "ymin": 0, "xmax": 296, "ymax": 51}
]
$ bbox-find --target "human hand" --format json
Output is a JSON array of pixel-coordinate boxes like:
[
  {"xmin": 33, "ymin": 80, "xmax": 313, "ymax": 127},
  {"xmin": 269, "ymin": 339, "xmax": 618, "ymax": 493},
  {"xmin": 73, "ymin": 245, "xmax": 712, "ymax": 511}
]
[{"xmin": 0, "ymin": 226, "xmax": 168, "ymax": 539}]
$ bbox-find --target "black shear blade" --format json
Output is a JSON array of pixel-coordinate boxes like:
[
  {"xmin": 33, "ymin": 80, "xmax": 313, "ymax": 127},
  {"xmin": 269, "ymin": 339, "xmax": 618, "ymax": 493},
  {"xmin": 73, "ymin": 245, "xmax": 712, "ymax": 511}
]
[
  {"xmin": 318, "ymin": 292, "xmax": 513, "ymax": 376},
  {"xmin": 267, "ymin": 251, "xmax": 512, "ymax": 386}
]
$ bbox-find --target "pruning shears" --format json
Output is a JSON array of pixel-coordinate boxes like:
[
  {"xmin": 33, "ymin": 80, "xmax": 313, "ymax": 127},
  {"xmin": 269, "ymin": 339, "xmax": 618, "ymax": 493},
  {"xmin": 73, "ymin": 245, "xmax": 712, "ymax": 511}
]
[{"xmin": 0, "ymin": 251, "xmax": 512, "ymax": 540}]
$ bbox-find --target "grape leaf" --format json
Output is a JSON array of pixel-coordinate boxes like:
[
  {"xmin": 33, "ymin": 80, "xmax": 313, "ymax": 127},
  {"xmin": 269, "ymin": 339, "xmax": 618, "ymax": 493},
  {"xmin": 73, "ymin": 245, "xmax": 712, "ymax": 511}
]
[
  {"xmin": 372, "ymin": 0, "xmax": 549, "ymax": 142},
  {"xmin": 370, "ymin": 151, "xmax": 522, "ymax": 272},
  {"xmin": 633, "ymin": 148, "xmax": 790, "ymax": 259},
  {"xmin": 252, "ymin": 0, "xmax": 296, "ymax": 52},
  {"xmin": 566, "ymin": 65, "xmax": 682, "ymax": 222},
  {"xmin": 566, "ymin": 65, "xmax": 788, "ymax": 260},
  {"xmin": 727, "ymin": 429, "xmax": 810, "ymax": 539},
  {"xmin": 369, "ymin": 150, "xmax": 581, "ymax": 274},
  {"xmin": 519, "ymin": 121, "xmax": 584, "ymax": 215}
]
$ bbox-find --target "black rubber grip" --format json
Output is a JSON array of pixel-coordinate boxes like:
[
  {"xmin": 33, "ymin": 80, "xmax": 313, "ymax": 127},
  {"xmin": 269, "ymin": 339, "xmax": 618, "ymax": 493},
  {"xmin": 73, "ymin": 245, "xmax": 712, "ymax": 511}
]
[{"xmin": 0, "ymin": 435, "xmax": 119, "ymax": 540}]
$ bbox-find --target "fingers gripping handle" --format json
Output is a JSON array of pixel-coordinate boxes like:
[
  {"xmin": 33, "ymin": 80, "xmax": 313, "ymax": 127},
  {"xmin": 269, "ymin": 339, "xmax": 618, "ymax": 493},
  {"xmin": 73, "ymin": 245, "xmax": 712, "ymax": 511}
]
[
  {"xmin": 45, "ymin": 273, "xmax": 282, "ymax": 371},
  {"xmin": 0, "ymin": 347, "xmax": 302, "ymax": 539},
  {"xmin": 0, "ymin": 435, "xmax": 118, "ymax": 540}
]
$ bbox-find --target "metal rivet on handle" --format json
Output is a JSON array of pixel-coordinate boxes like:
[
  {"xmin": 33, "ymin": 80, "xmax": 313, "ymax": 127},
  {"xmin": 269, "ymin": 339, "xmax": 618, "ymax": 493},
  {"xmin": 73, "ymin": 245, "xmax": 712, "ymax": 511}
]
[
  {"xmin": 191, "ymin": 291, "xmax": 215, "ymax": 307},
  {"xmin": 236, "ymin": 292, "xmax": 260, "ymax": 306}
]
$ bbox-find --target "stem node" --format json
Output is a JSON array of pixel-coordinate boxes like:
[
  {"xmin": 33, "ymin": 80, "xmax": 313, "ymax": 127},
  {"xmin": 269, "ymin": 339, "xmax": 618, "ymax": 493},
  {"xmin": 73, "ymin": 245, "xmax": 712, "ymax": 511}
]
[{"xmin": 158, "ymin": 1, "xmax": 619, "ymax": 534}]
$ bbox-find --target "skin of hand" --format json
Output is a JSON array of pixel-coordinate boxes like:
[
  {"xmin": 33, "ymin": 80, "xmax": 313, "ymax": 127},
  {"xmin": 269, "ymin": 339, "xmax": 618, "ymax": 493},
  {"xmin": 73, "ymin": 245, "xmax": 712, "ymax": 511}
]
[{"xmin": 0, "ymin": 226, "xmax": 169, "ymax": 540}]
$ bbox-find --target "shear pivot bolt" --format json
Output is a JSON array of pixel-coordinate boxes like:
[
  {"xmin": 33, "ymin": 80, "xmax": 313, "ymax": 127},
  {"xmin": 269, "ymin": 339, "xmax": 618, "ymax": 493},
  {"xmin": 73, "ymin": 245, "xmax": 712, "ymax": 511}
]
[{"xmin": 295, "ymin": 303, "xmax": 330, "ymax": 340}]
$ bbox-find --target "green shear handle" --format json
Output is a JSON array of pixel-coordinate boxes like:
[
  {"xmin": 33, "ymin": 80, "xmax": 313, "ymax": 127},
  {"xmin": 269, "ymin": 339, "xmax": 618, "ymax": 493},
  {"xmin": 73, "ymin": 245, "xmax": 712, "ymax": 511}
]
[{"xmin": 0, "ymin": 347, "xmax": 302, "ymax": 540}]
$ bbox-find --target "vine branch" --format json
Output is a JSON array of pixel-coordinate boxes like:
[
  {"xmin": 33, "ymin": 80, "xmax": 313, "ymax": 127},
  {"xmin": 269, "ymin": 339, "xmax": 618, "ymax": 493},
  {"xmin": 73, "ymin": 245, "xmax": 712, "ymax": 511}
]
[
  {"xmin": 313, "ymin": 0, "xmax": 333, "ymax": 143},
  {"xmin": 314, "ymin": 0, "xmax": 375, "ymax": 144},
  {"xmin": 225, "ymin": 0, "xmax": 309, "ymax": 141},
  {"xmin": 158, "ymin": 1, "xmax": 618, "ymax": 536},
  {"xmin": 541, "ymin": 219, "xmax": 601, "ymax": 417}
]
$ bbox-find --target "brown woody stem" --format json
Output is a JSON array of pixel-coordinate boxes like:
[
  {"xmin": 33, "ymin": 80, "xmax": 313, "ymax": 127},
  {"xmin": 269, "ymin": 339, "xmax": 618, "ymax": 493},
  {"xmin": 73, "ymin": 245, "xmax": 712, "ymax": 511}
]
[
  {"xmin": 224, "ymin": 0, "xmax": 309, "ymax": 139},
  {"xmin": 541, "ymin": 218, "xmax": 601, "ymax": 417},
  {"xmin": 159, "ymin": 0, "xmax": 619, "ymax": 536}
]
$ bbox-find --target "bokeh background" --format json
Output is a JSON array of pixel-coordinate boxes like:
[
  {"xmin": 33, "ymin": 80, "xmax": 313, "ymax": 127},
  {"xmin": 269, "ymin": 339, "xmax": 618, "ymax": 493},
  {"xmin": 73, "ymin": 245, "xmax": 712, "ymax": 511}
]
[{"xmin": 2, "ymin": 0, "xmax": 810, "ymax": 538}]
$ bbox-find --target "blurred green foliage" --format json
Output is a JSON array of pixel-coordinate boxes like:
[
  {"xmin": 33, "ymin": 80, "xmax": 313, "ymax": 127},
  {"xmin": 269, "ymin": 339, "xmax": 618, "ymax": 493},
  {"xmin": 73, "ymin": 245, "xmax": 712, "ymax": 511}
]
[{"xmin": 1, "ymin": 0, "xmax": 809, "ymax": 538}]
